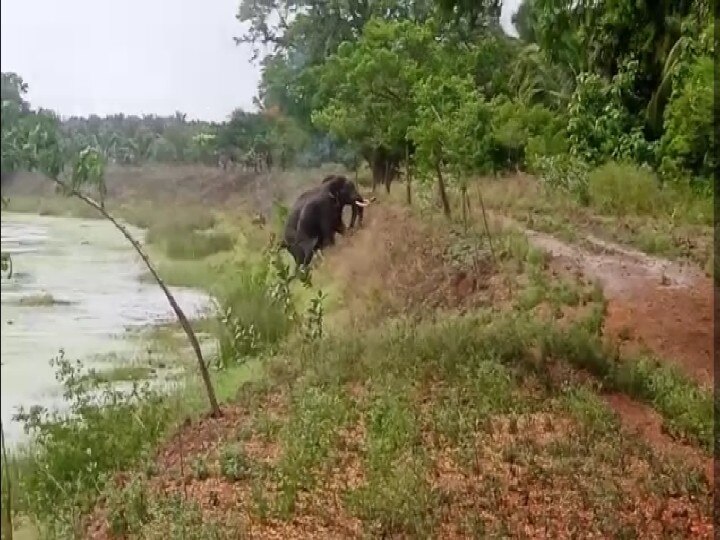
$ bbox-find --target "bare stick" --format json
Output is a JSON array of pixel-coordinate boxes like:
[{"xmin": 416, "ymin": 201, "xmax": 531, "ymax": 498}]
[
  {"xmin": 461, "ymin": 185, "xmax": 468, "ymax": 233},
  {"xmin": 434, "ymin": 162, "xmax": 452, "ymax": 218},
  {"xmin": 405, "ymin": 144, "xmax": 412, "ymax": 206},
  {"xmin": 476, "ymin": 185, "xmax": 496, "ymax": 265},
  {"xmin": 1, "ymin": 419, "xmax": 13, "ymax": 540},
  {"xmin": 50, "ymin": 178, "xmax": 221, "ymax": 417}
]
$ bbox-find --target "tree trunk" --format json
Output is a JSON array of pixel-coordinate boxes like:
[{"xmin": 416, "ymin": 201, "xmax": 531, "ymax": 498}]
[
  {"xmin": 461, "ymin": 185, "xmax": 468, "ymax": 232},
  {"xmin": 369, "ymin": 149, "xmax": 399, "ymax": 194},
  {"xmin": 405, "ymin": 145, "xmax": 412, "ymax": 206},
  {"xmin": 354, "ymin": 154, "xmax": 359, "ymax": 186},
  {"xmin": 1, "ymin": 419, "xmax": 13, "ymax": 540},
  {"xmin": 476, "ymin": 185, "xmax": 497, "ymax": 265},
  {"xmin": 51, "ymin": 179, "xmax": 221, "ymax": 417},
  {"xmin": 434, "ymin": 162, "xmax": 452, "ymax": 218}
]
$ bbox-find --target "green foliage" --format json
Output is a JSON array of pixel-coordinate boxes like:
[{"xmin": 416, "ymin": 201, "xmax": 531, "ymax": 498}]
[
  {"xmin": 10, "ymin": 352, "xmax": 172, "ymax": 534},
  {"xmin": 313, "ymin": 19, "xmax": 436, "ymax": 160},
  {"xmin": 658, "ymin": 55, "xmax": 714, "ymax": 181},
  {"xmin": 410, "ymin": 74, "xmax": 492, "ymax": 174},
  {"xmin": 587, "ymin": 162, "xmax": 663, "ymax": 216},
  {"xmin": 489, "ymin": 96, "xmax": 567, "ymax": 170},
  {"xmin": 533, "ymin": 153, "xmax": 591, "ymax": 205},
  {"xmin": 219, "ymin": 444, "xmax": 253, "ymax": 481},
  {"xmin": 567, "ymin": 62, "xmax": 654, "ymax": 166},
  {"xmin": 214, "ymin": 261, "xmax": 292, "ymax": 369},
  {"xmin": 104, "ymin": 479, "xmax": 230, "ymax": 538},
  {"xmin": 164, "ymin": 231, "xmax": 234, "ymax": 260}
]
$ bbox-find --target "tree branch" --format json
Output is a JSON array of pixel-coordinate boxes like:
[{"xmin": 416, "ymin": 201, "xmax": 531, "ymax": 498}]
[{"xmin": 50, "ymin": 177, "xmax": 221, "ymax": 417}]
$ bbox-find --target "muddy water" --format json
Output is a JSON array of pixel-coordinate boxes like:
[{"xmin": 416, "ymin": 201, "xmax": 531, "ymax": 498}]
[{"xmin": 1, "ymin": 212, "xmax": 213, "ymax": 446}]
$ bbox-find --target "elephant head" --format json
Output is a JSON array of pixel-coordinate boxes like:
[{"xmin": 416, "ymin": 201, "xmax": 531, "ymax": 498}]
[{"xmin": 322, "ymin": 175, "xmax": 369, "ymax": 208}]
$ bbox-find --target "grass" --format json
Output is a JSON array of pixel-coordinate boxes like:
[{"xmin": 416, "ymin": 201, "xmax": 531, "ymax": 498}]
[
  {"xmin": 11, "ymin": 293, "xmax": 74, "ymax": 307},
  {"xmin": 79, "ymin": 365, "xmax": 155, "ymax": 384},
  {"xmin": 3, "ymin": 166, "xmax": 713, "ymax": 536},
  {"xmin": 103, "ymin": 475, "xmax": 237, "ymax": 538},
  {"xmin": 475, "ymin": 165, "xmax": 713, "ymax": 269},
  {"xmin": 159, "ymin": 304, "xmax": 709, "ymax": 536},
  {"xmin": 4, "ymin": 195, "xmax": 102, "ymax": 219},
  {"xmin": 540, "ymin": 318, "xmax": 714, "ymax": 450},
  {"xmin": 0, "ymin": 197, "xmax": 287, "ymax": 538},
  {"xmin": 4, "ymin": 354, "xmax": 174, "ymax": 538}
]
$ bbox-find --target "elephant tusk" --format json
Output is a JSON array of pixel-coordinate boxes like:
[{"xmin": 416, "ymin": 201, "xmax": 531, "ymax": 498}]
[{"xmin": 355, "ymin": 198, "xmax": 371, "ymax": 207}]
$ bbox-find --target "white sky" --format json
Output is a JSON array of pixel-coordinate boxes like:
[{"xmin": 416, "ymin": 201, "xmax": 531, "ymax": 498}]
[{"xmin": 1, "ymin": 0, "xmax": 521, "ymax": 122}]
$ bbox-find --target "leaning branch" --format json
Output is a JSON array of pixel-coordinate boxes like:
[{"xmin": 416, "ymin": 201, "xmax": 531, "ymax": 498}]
[{"xmin": 50, "ymin": 177, "xmax": 221, "ymax": 417}]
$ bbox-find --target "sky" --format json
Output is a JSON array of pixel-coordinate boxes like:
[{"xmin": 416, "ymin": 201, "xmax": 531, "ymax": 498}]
[{"xmin": 1, "ymin": 0, "xmax": 521, "ymax": 122}]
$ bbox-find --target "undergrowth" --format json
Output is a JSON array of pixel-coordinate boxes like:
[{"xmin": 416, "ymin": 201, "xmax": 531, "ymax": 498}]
[{"xmin": 3, "ymin": 184, "xmax": 712, "ymax": 536}]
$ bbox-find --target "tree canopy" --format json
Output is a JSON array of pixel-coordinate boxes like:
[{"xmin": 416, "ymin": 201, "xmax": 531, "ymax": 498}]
[{"xmin": 3, "ymin": 0, "xmax": 713, "ymax": 201}]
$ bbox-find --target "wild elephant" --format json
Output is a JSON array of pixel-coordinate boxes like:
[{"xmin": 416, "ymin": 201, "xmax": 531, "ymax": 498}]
[
  {"xmin": 321, "ymin": 174, "xmax": 368, "ymax": 228},
  {"xmin": 282, "ymin": 176, "xmax": 370, "ymax": 268}
]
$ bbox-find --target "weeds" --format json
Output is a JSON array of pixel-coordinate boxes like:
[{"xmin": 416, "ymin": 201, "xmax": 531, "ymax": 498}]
[
  {"xmin": 104, "ymin": 477, "xmax": 234, "ymax": 538},
  {"xmin": 274, "ymin": 386, "xmax": 352, "ymax": 517},
  {"xmin": 219, "ymin": 444, "xmax": 253, "ymax": 481},
  {"xmin": 164, "ymin": 230, "xmax": 234, "ymax": 260},
  {"xmin": 8, "ymin": 352, "xmax": 173, "ymax": 534},
  {"xmin": 213, "ymin": 260, "xmax": 291, "ymax": 369},
  {"xmin": 540, "ymin": 320, "xmax": 713, "ymax": 449},
  {"xmin": 190, "ymin": 456, "xmax": 210, "ymax": 480},
  {"xmin": 588, "ymin": 162, "xmax": 662, "ymax": 216}
]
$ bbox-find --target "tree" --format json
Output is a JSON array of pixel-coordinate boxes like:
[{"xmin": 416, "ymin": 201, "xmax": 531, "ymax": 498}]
[
  {"xmin": 658, "ymin": 55, "xmax": 714, "ymax": 180},
  {"xmin": 409, "ymin": 74, "xmax": 493, "ymax": 218},
  {"xmin": 511, "ymin": 0, "xmax": 537, "ymax": 43},
  {"xmin": 237, "ymin": 0, "xmax": 436, "ymax": 164},
  {"xmin": 312, "ymin": 19, "xmax": 437, "ymax": 191},
  {"xmin": 1, "ymin": 99, "xmax": 221, "ymax": 418}
]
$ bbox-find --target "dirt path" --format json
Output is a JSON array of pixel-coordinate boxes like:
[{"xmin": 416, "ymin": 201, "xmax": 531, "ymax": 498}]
[
  {"xmin": 492, "ymin": 216, "xmax": 713, "ymax": 482},
  {"xmin": 512, "ymin": 221, "xmax": 713, "ymax": 387}
]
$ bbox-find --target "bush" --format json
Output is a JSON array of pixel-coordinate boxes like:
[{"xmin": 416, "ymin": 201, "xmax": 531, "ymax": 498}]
[
  {"xmin": 164, "ymin": 230, "xmax": 234, "ymax": 260},
  {"xmin": 587, "ymin": 162, "xmax": 663, "ymax": 216},
  {"xmin": 567, "ymin": 63, "xmax": 654, "ymax": 166},
  {"xmin": 489, "ymin": 97, "xmax": 567, "ymax": 172},
  {"xmin": 658, "ymin": 56, "xmax": 714, "ymax": 182},
  {"xmin": 9, "ymin": 353, "xmax": 173, "ymax": 535},
  {"xmin": 533, "ymin": 153, "xmax": 590, "ymax": 205},
  {"xmin": 214, "ymin": 260, "xmax": 293, "ymax": 369}
]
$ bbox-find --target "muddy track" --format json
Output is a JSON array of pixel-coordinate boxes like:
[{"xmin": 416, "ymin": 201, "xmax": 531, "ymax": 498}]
[
  {"xmin": 495, "ymin": 216, "xmax": 713, "ymax": 482},
  {"xmin": 497, "ymin": 216, "xmax": 713, "ymax": 387}
]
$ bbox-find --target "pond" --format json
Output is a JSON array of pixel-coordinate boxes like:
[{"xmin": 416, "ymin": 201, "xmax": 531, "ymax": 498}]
[{"xmin": 1, "ymin": 212, "xmax": 213, "ymax": 446}]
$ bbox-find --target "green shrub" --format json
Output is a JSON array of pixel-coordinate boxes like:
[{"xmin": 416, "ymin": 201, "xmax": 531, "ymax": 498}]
[
  {"xmin": 214, "ymin": 261, "xmax": 293, "ymax": 369},
  {"xmin": 219, "ymin": 444, "xmax": 253, "ymax": 481},
  {"xmin": 587, "ymin": 162, "xmax": 663, "ymax": 216},
  {"xmin": 658, "ymin": 55, "xmax": 714, "ymax": 182},
  {"xmin": 489, "ymin": 97, "xmax": 567, "ymax": 171},
  {"xmin": 567, "ymin": 62, "xmax": 654, "ymax": 166},
  {"xmin": 10, "ymin": 353, "xmax": 173, "ymax": 534},
  {"xmin": 534, "ymin": 153, "xmax": 590, "ymax": 205},
  {"xmin": 164, "ymin": 230, "xmax": 234, "ymax": 260}
]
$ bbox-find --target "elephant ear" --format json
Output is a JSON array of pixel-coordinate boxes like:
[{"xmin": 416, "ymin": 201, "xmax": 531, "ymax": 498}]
[{"xmin": 325, "ymin": 176, "xmax": 347, "ymax": 200}]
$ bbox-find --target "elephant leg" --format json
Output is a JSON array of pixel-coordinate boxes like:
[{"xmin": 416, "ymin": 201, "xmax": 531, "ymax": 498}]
[
  {"xmin": 297, "ymin": 237, "xmax": 318, "ymax": 267},
  {"xmin": 321, "ymin": 217, "xmax": 336, "ymax": 247},
  {"xmin": 349, "ymin": 203, "xmax": 365, "ymax": 228}
]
